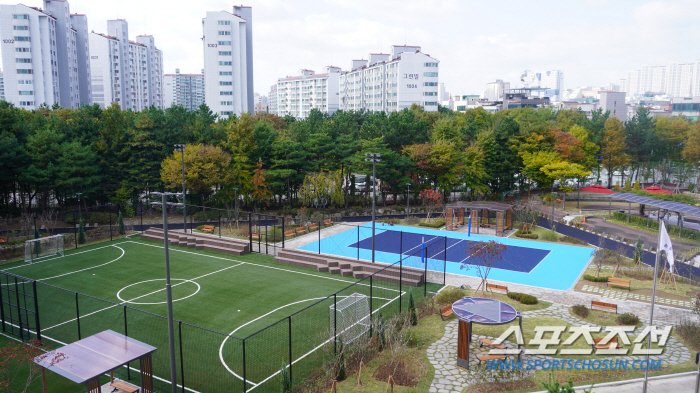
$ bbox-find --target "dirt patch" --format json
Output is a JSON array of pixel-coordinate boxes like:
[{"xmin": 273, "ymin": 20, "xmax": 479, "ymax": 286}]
[
  {"xmin": 464, "ymin": 379, "xmax": 536, "ymax": 393},
  {"xmin": 372, "ymin": 360, "xmax": 420, "ymax": 387}
]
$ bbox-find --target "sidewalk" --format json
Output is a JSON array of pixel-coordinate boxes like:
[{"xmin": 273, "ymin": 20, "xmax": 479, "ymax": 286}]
[{"xmin": 567, "ymin": 373, "xmax": 698, "ymax": 392}]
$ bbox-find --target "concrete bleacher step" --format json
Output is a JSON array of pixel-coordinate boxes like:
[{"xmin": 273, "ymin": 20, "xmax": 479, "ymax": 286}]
[{"xmin": 142, "ymin": 228, "xmax": 250, "ymax": 255}]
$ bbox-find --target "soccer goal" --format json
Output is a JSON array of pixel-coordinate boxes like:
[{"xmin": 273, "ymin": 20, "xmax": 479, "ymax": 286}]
[
  {"xmin": 24, "ymin": 234, "xmax": 64, "ymax": 263},
  {"xmin": 329, "ymin": 293, "xmax": 371, "ymax": 344}
]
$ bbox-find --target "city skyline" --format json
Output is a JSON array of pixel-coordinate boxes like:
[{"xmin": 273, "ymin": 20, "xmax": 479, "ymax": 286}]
[{"xmin": 1, "ymin": 0, "xmax": 699, "ymax": 100}]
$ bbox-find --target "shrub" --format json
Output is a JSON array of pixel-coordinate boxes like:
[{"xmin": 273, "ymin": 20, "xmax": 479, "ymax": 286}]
[
  {"xmin": 616, "ymin": 312, "xmax": 640, "ymax": 326},
  {"xmin": 515, "ymin": 230, "xmax": 538, "ymax": 239},
  {"xmin": 65, "ymin": 212, "xmax": 114, "ymax": 225},
  {"xmin": 507, "ymin": 292, "xmax": 538, "ymax": 305},
  {"xmin": 561, "ymin": 236, "xmax": 587, "ymax": 245},
  {"xmin": 675, "ymin": 318, "xmax": 700, "ymax": 351},
  {"xmin": 540, "ymin": 230, "xmax": 560, "ymax": 242},
  {"xmin": 571, "ymin": 305, "xmax": 589, "ymax": 318},
  {"xmin": 418, "ymin": 220, "xmax": 445, "ymax": 228},
  {"xmin": 408, "ymin": 290, "xmax": 417, "ymax": 326},
  {"xmin": 583, "ymin": 274, "xmax": 609, "ymax": 282},
  {"xmin": 436, "ymin": 287, "xmax": 468, "ymax": 305},
  {"xmin": 193, "ymin": 210, "xmax": 220, "ymax": 222},
  {"xmin": 196, "ymin": 225, "xmax": 205, "ymax": 231}
]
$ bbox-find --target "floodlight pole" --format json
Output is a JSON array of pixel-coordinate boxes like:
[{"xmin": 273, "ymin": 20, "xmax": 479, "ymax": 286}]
[
  {"xmin": 174, "ymin": 145, "xmax": 187, "ymax": 233},
  {"xmin": 365, "ymin": 153, "xmax": 381, "ymax": 263},
  {"xmin": 161, "ymin": 193, "xmax": 178, "ymax": 393}
]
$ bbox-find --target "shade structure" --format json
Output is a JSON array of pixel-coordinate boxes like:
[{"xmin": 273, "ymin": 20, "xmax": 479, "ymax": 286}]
[
  {"xmin": 609, "ymin": 192, "xmax": 700, "ymax": 217},
  {"xmin": 34, "ymin": 330, "xmax": 156, "ymax": 391},
  {"xmin": 643, "ymin": 186, "xmax": 672, "ymax": 195},
  {"xmin": 580, "ymin": 185, "xmax": 614, "ymax": 194}
]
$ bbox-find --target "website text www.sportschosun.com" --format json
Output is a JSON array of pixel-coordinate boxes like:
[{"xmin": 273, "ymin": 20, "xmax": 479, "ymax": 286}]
[{"xmin": 486, "ymin": 358, "xmax": 663, "ymax": 371}]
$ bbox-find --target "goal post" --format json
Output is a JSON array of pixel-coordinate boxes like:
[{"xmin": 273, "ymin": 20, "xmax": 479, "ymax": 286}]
[
  {"xmin": 24, "ymin": 234, "xmax": 64, "ymax": 263},
  {"xmin": 329, "ymin": 293, "xmax": 371, "ymax": 344}
]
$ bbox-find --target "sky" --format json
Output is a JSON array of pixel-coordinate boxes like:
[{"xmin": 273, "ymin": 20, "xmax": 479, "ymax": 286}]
[{"xmin": 3, "ymin": 0, "xmax": 700, "ymax": 97}]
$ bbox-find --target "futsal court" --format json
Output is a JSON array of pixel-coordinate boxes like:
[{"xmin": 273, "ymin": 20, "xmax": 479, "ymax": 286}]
[{"xmin": 299, "ymin": 224, "xmax": 593, "ymax": 291}]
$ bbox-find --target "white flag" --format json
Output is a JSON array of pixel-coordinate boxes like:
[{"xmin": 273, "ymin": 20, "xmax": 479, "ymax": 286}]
[{"xmin": 659, "ymin": 221, "xmax": 675, "ymax": 273}]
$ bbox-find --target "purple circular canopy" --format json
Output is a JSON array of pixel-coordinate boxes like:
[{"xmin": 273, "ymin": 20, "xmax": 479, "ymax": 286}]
[{"xmin": 452, "ymin": 297, "xmax": 517, "ymax": 325}]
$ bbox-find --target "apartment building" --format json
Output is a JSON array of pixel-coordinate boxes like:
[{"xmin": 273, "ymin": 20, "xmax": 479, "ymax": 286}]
[
  {"xmin": 89, "ymin": 19, "xmax": 164, "ymax": 111},
  {"xmin": 268, "ymin": 84, "xmax": 277, "ymax": 114},
  {"xmin": 276, "ymin": 67, "xmax": 340, "ymax": 118},
  {"xmin": 164, "ymin": 69, "xmax": 205, "ymax": 111},
  {"xmin": 0, "ymin": 0, "xmax": 92, "ymax": 109},
  {"xmin": 202, "ymin": 6, "xmax": 254, "ymax": 118},
  {"xmin": 339, "ymin": 45, "xmax": 439, "ymax": 113},
  {"xmin": 0, "ymin": 69, "xmax": 4, "ymax": 101}
]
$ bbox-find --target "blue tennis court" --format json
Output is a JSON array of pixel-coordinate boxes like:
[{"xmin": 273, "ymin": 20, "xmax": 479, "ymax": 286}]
[{"xmin": 298, "ymin": 224, "xmax": 593, "ymax": 291}]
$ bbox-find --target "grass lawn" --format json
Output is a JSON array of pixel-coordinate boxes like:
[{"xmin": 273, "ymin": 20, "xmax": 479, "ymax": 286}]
[
  {"xmin": 605, "ymin": 216, "xmax": 695, "ymax": 243},
  {"xmin": 436, "ymin": 286, "xmax": 553, "ymax": 312},
  {"xmin": 568, "ymin": 307, "xmax": 643, "ymax": 328}
]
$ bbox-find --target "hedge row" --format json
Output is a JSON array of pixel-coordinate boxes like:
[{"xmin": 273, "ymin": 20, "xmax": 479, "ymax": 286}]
[
  {"xmin": 583, "ymin": 274, "xmax": 609, "ymax": 282},
  {"xmin": 515, "ymin": 230, "xmax": 538, "ymax": 239},
  {"xmin": 65, "ymin": 212, "xmax": 114, "ymax": 225},
  {"xmin": 419, "ymin": 220, "xmax": 445, "ymax": 228},
  {"xmin": 507, "ymin": 292, "xmax": 538, "ymax": 304}
]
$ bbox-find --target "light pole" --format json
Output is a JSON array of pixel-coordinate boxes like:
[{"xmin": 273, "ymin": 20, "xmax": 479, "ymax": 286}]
[
  {"xmin": 364, "ymin": 153, "xmax": 381, "ymax": 263},
  {"xmin": 406, "ymin": 183, "xmax": 411, "ymax": 216},
  {"xmin": 174, "ymin": 144, "xmax": 187, "ymax": 233},
  {"xmin": 76, "ymin": 193, "xmax": 82, "ymax": 224},
  {"xmin": 151, "ymin": 192, "xmax": 178, "ymax": 393}
]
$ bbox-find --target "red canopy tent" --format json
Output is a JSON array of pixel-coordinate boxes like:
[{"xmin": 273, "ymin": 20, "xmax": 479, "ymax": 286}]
[
  {"xmin": 580, "ymin": 185, "xmax": 614, "ymax": 194},
  {"xmin": 643, "ymin": 186, "xmax": 672, "ymax": 195}
]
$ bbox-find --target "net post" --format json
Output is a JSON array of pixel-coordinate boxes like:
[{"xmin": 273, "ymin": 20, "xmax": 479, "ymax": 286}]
[
  {"xmin": 333, "ymin": 293, "xmax": 337, "ymax": 355},
  {"xmin": 73, "ymin": 211, "xmax": 77, "ymax": 249},
  {"xmin": 369, "ymin": 276, "xmax": 373, "ymax": 337},
  {"xmin": 242, "ymin": 338, "xmax": 247, "ymax": 393},
  {"xmin": 443, "ymin": 236, "xmax": 447, "ymax": 285},
  {"xmin": 32, "ymin": 281, "xmax": 41, "ymax": 343},
  {"xmin": 179, "ymin": 321, "xmax": 184, "ymax": 393},
  {"xmin": 288, "ymin": 316, "xmax": 292, "ymax": 384},
  {"xmin": 75, "ymin": 292, "xmax": 81, "ymax": 340}
]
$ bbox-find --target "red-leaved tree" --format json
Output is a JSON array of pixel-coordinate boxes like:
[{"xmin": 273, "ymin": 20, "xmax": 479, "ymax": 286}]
[
  {"xmin": 0, "ymin": 340, "xmax": 65, "ymax": 393},
  {"xmin": 419, "ymin": 189, "xmax": 443, "ymax": 223},
  {"xmin": 461, "ymin": 240, "xmax": 507, "ymax": 297}
]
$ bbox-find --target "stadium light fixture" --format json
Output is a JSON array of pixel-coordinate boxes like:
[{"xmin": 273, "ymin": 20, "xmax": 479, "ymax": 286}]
[
  {"xmin": 174, "ymin": 144, "xmax": 187, "ymax": 233},
  {"xmin": 364, "ymin": 153, "xmax": 381, "ymax": 263}
]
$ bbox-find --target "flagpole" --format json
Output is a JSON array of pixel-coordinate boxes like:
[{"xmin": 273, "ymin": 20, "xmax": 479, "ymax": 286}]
[{"xmin": 642, "ymin": 217, "xmax": 665, "ymax": 393}]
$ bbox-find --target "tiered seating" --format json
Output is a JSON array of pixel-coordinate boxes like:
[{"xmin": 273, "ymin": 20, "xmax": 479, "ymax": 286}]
[
  {"xmin": 274, "ymin": 249, "xmax": 425, "ymax": 286},
  {"xmin": 141, "ymin": 228, "xmax": 250, "ymax": 256}
]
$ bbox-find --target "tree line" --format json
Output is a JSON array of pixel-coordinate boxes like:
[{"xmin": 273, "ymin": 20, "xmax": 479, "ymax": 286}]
[{"xmin": 1, "ymin": 99, "xmax": 699, "ymax": 216}]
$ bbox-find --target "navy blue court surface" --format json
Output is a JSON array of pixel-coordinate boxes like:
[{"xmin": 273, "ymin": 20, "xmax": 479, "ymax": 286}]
[{"xmin": 298, "ymin": 224, "xmax": 593, "ymax": 291}]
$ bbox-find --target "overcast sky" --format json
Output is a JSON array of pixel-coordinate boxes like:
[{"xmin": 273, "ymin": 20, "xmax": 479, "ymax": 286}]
[{"xmin": 3, "ymin": 0, "xmax": 700, "ymax": 96}]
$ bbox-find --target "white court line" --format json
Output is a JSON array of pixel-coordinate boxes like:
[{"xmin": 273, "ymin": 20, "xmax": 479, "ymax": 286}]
[
  {"xmin": 42, "ymin": 262, "xmax": 245, "ymax": 331},
  {"xmin": 2, "ymin": 244, "xmax": 119, "ymax": 270},
  {"xmin": 34, "ymin": 246, "xmax": 125, "ymax": 281}
]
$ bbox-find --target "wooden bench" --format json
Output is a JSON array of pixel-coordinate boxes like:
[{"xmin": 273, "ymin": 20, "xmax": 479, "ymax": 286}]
[
  {"xmin": 591, "ymin": 300, "xmax": 618, "ymax": 313},
  {"xmin": 476, "ymin": 354, "xmax": 506, "ymax": 364},
  {"xmin": 437, "ymin": 305, "xmax": 453, "ymax": 321},
  {"xmin": 308, "ymin": 223, "xmax": 319, "ymax": 231},
  {"xmin": 110, "ymin": 372, "xmax": 139, "ymax": 393},
  {"xmin": 284, "ymin": 230, "xmax": 295, "ymax": 238},
  {"xmin": 323, "ymin": 218, "xmax": 333, "ymax": 225},
  {"xmin": 294, "ymin": 227, "xmax": 307, "ymax": 235},
  {"xmin": 592, "ymin": 337, "xmax": 621, "ymax": 350},
  {"xmin": 486, "ymin": 283, "xmax": 508, "ymax": 294},
  {"xmin": 479, "ymin": 338, "xmax": 506, "ymax": 349},
  {"xmin": 251, "ymin": 233, "xmax": 260, "ymax": 240},
  {"xmin": 608, "ymin": 277, "xmax": 631, "ymax": 292},
  {"xmin": 0, "ymin": 236, "xmax": 6, "ymax": 244},
  {"xmin": 201, "ymin": 225, "xmax": 215, "ymax": 234}
]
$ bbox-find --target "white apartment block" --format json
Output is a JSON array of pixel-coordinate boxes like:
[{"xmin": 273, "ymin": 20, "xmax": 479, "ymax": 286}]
[
  {"xmin": 0, "ymin": 69, "xmax": 4, "ymax": 101},
  {"xmin": 339, "ymin": 46, "xmax": 439, "ymax": 113},
  {"xmin": 268, "ymin": 84, "xmax": 277, "ymax": 114},
  {"xmin": 622, "ymin": 61, "xmax": 700, "ymax": 98},
  {"xmin": 164, "ymin": 69, "xmax": 205, "ymax": 111},
  {"xmin": 483, "ymin": 80, "xmax": 509, "ymax": 101},
  {"xmin": 89, "ymin": 19, "xmax": 163, "ymax": 111},
  {"xmin": 276, "ymin": 67, "xmax": 340, "ymax": 118},
  {"xmin": 599, "ymin": 91, "xmax": 627, "ymax": 122},
  {"xmin": 0, "ymin": 0, "xmax": 91, "ymax": 109},
  {"xmin": 538, "ymin": 70, "xmax": 564, "ymax": 102},
  {"xmin": 202, "ymin": 6, "xmax": 254, "ymax": 118}
]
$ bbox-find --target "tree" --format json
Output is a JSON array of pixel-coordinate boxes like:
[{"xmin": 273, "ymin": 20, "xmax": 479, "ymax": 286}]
[
  {"xmin": 460, "ymin": 240, "xmax": 507, "ymax": 297},
  {"xmin": 298, "ymin": 172, "xmax": 344, "ymax": 208},
  {"xmin": 118, "ymin": 211, "xmax": 125, "ymax": 235},
  {"xmin": 682, "ymin": 121, "xmax": 700, "ymax": 168},
  {"xmin": 78, "ymin": 219, "xmax": 85, "ymax": 244},
  {"xmin": 540, "ymin": 161, "xmax": 591, "ymax": 209},
  {"xmin": 279, "ymin": 363, "xmax": 292, "ymax": 393},
  {"xmin": 600, "ymin": 118, "xmax": 629, "ymax": 187},
  {"xmin": 0, "ymin": 340, "xmax": 65, "ymax": 393},
  {"xmin": 160, "ymin": 144, "xmax": 231, "ymax": 206},
  {"xmin": 418, "ymin": 189, "xmax": 443, "ymax": 222},
  {"xmin": 633, "ymin": 237, "xmax": 643, "ymax": 268},
  {"xmin": 408, "ymin": 289, "xmax": 417, "ymax": 326},
  {"xmin": 251, "ymin": 160, "xmax": 272, "ymax": 208}
]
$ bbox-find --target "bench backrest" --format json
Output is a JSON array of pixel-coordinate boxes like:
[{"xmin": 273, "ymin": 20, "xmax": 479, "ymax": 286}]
[
  {"xmin": 441, "ymin": 305, "xmax": 452, "ymax": 313},
  {"xmin": 487, "ymin": 283, "xmax": 507, "ymax": 290},
  {"xmin": 592, "ymin": 300, "xmax": 616, "ymax": 308},
  {"xmin": 593, "ymin": 337, "xmax": 618, "ymax": 343},
  {"xmin": 608, "ymin": 278, "xmax": 630, "ymax": 283}
]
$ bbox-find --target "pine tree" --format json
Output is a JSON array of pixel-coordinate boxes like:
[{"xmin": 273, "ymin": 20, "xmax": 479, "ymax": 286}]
[
  {"xmin": 280, "ymin": 363, "xmax": 292, "ymax": 393},
  {"xmin": 408, "ymin": 289, "xmax": 417, "ymax": 326},
  {"xmin": 78, "ymin": 220, "xmax": 86, "ymax": 244},
  {"xmin": 634, "ymin": 237, "xmax": 643, "ymax": 267},
  {"xmin": 118, "ymin": 211, "xmax": 125, "ymax": 235}
]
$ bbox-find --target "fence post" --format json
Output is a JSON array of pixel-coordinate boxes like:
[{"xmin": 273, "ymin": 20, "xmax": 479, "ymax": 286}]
[
  {"xmin": 248, "ymin": 213, "xmax": 253, "ymax": 252},
  {"xmin": 179, "ymin": 321, "xmax": 184, "ymax": 393},
  {"xmin": 288, "ymin": 316, "xmax": 292, "ymax": 385},
  {"xmin": 444, "ymin": 236, "xmax": 447, "ymax": 285},
  {"xmin": 218, "ymin": 210, "xmax": 221, "ymax": 238},
  {"xmin": 282, "ymin": 217, "xmax": 285, "ymax": 249},
  {"xmin": 357, "ymin": 225, "xmax": 360, "ymax": 260},
  {"xmin": 318, "ymin": 220, "xmax": 321, "ymax": 254},
  {"xmin": 75, "ymin": 292, "xmax": 81, "ymax": 340},
  {"xmin": 32, "ymin": 281, "xmax": 41, "ymax": 343},
  {"xmin": 124, "ymin": 305, "xmax": 130, "ymax": 380},
  {"xmin": 264, "ymin": 215, "xmax": 268, "ymax": 255},
  {"xmin": 424, "ymin": 252, "xmax": 428, "ymax": 298},
  {"xmin": 109, "ymin": 210, "xmax": 113, "ymax": 241},
  {"xmin": 73, "ymin": 211, "xmax": 77, "ymax": 249},
  {"xmin": 333, "ymin": 294, "xmax": 337, "ymax": 355},
  {"xmin": 0, "ymin": 280, "xmax": 5, "ymax": 334},
  {"xmin": 140, "ymin": 201, "xmax": 143, "ymax": 233},
  {"xmin": 242, "ymin": 338, "xmax": 247, "ymax": 393},
  {"xmin": 399, "ymin": 231, "xmax": 403, "ymax": 313},
  {"xmin": 13, "ymin": 278, "xmax": 23, "ymax": 340},
  {"xmin": 369, "ymin": 276, "xmax": 373, "ymax": 337}
]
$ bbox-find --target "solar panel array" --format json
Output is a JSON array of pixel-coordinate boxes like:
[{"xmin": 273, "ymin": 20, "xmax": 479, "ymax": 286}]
[{"xmin": 610, "ymin": 192, "xmax": 700, "ymax": 217}]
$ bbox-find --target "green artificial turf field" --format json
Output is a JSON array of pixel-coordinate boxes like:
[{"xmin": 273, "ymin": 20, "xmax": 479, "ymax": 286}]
[{"xmin": 0, "ymin": 235, "xmax": 438, "ymax": 393}]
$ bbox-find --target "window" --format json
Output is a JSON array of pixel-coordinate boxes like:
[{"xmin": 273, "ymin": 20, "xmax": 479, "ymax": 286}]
[
  {"xmin": 218, "ymin": 31, "xmax": 231, "ymax": 35},
  {"xmin": 218, "ymin": 51, "xmax": 232, "ymax": 56},
  {"xmin": 15, "ymin": 48, "xmax": 30, "ymax": 52},
  {"xmin": 18, "ymin": 80, "xmax": 32, "ymax": 84},
  {"xmin": 19, "ymin": 101, "xmax": 34, "ymax": 106},
  {"xmin": 16, "ymin": 58, "xmax": 31, "ymax": 63},
  {"xmin": 424, "ymin": 62, "xmax": 438, "ymax": 67},
  {"xmin": 424, "ymin": 82, "xmax": 438, "ymax": 86},
  {"xmin": 423, "ymin": 92, "xmax": 437, "ymax": 96},
  {"xmin": 457, "ymin": 106, "xmax": 466, "ymax": 111},
  {"xmin": 13, "ymin": 26, "xmax": 29, "ymax": 30},
  {"xmin": 18, "ymin": 91, "xmax": 33, "ymax": 95},
  {"xmin": 15, "ymin": 37, "xmax": 30, "ymax": 42},
  {"xmin": 423, "ymin": 101, "xmax": 438, "ymax": 106},
  {"xmin": 220, "ymin": 101, "xmax": 233, "ymax": 105},
  {"xmin": 218, "ymin": 41, "xmax": 231, "ymax": 45},
  {"xmin": 220, "ymin": 81, "xmax": 232, "ymax": 86},
  {"xmin": 13, "ymin": 14, "xmax": 28, "ymax": 19},
  {"xmin": 219, "ymin": 61, "xmax": 232, "ymax": 66},
  {"xmin": 219, "ymin": 71, "xmax": 232, "ymax": 75},
  {"xmin": 424, "ymin": 72, "xmax": 438, "ymax": 77},
  {"xmin": 218, "ymin": 20, "xmax": 231, "ymax": 25},
  {"xmin": 17, "ymin": 69, "xmax": 32, "ymax": 74},
  {"xmin": 220, "ymin": 111, "xmax": 233, "ymax": 115},
  {"xmin": 220, "ymin": 91, "xmax": 233, "ymax": 95}
]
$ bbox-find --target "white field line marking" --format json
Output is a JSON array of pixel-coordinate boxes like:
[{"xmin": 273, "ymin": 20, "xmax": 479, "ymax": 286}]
[
  {"xmin": 247, "ymin": 293, "xmax": 403, "ymax": 391},
  {"xmin": 2, "ymin": 244, "xmax": 119, "ymax": 270},
  {"xmin": 35, "ymin": 246, "xmax": 125, "ymax": 281},
  {"xmin": 124, "ymin": 240, "xmax": 402, "ymax": 294},
  {"xmin": 1, "ymin": 320, "xmax": 203, "ymax": 393},
  {"xmin": 42, "ymin": 262, "xmax": 245, "ymax": 331},
  {"xmin": 219, "ymin": 294, "xmax": 398, "ymax": 387}
]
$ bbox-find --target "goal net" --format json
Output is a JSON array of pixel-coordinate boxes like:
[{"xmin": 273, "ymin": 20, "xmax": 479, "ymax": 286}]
[
  {"xmin": 24, "ymin": 234, "xmax": 64, "ymax": 263},
  {"xmin": 329, "ymin": 293, "xmax": 371, "ymax": 344}
]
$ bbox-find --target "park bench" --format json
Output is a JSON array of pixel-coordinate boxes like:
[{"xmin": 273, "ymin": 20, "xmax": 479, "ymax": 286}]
[
  {"xmin": 251, "ymin": 233, "xmax": 260, "ymax": 240},
  {"xmin": 476, "ymin": 354, "xmax": 506, "ymax": 364},
  {"xmin": 486, "ymin": 283, "xmax": 508, "ymax": 294},
  {"xmin": 0, "ymin": 236, "xmax": 7, "ymax": 244},
  {"xmin": 201, "ymin": 225, "xmax": 215, "ymax": 234},
  {"xmin": 437, "ymin": 305, "xmax": 453, "ymax": 321},
  {"xmin": 592, "ymin": 337, "xmax": 621, "ymax": 350},
  {"xmin": 284, "ymin": 230, "xmax": 295, "ymax": 238},
  {"xmin": 308, "ymin": 223, "xmax": 319, "ymax": 231},
  {"xmin": 323, "ymin": 218, "xmax": 333, "ymax": 225},
  {"xmin": 591, "ymin": 300, "xmax": 618, "ymax": 313},
  {"xmin": 294, "ymin": 227, "xmax": 307, "ymax": 235},
  {"xmin": 607, "ymin": 277, "xmax": 631, "ymax": 292},
  {"xmin": 110, "ymin": 372, "xmax": 139, "ymax": 393},
  {"xmin": 479, "ymin": 338, "xmax": 506, "ymax": 349}
]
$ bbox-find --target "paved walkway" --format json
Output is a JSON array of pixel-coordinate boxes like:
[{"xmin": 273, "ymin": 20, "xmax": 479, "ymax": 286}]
[{"xmin": 565, "ymin": 373, "xmax": 698, "ymax": 392}]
